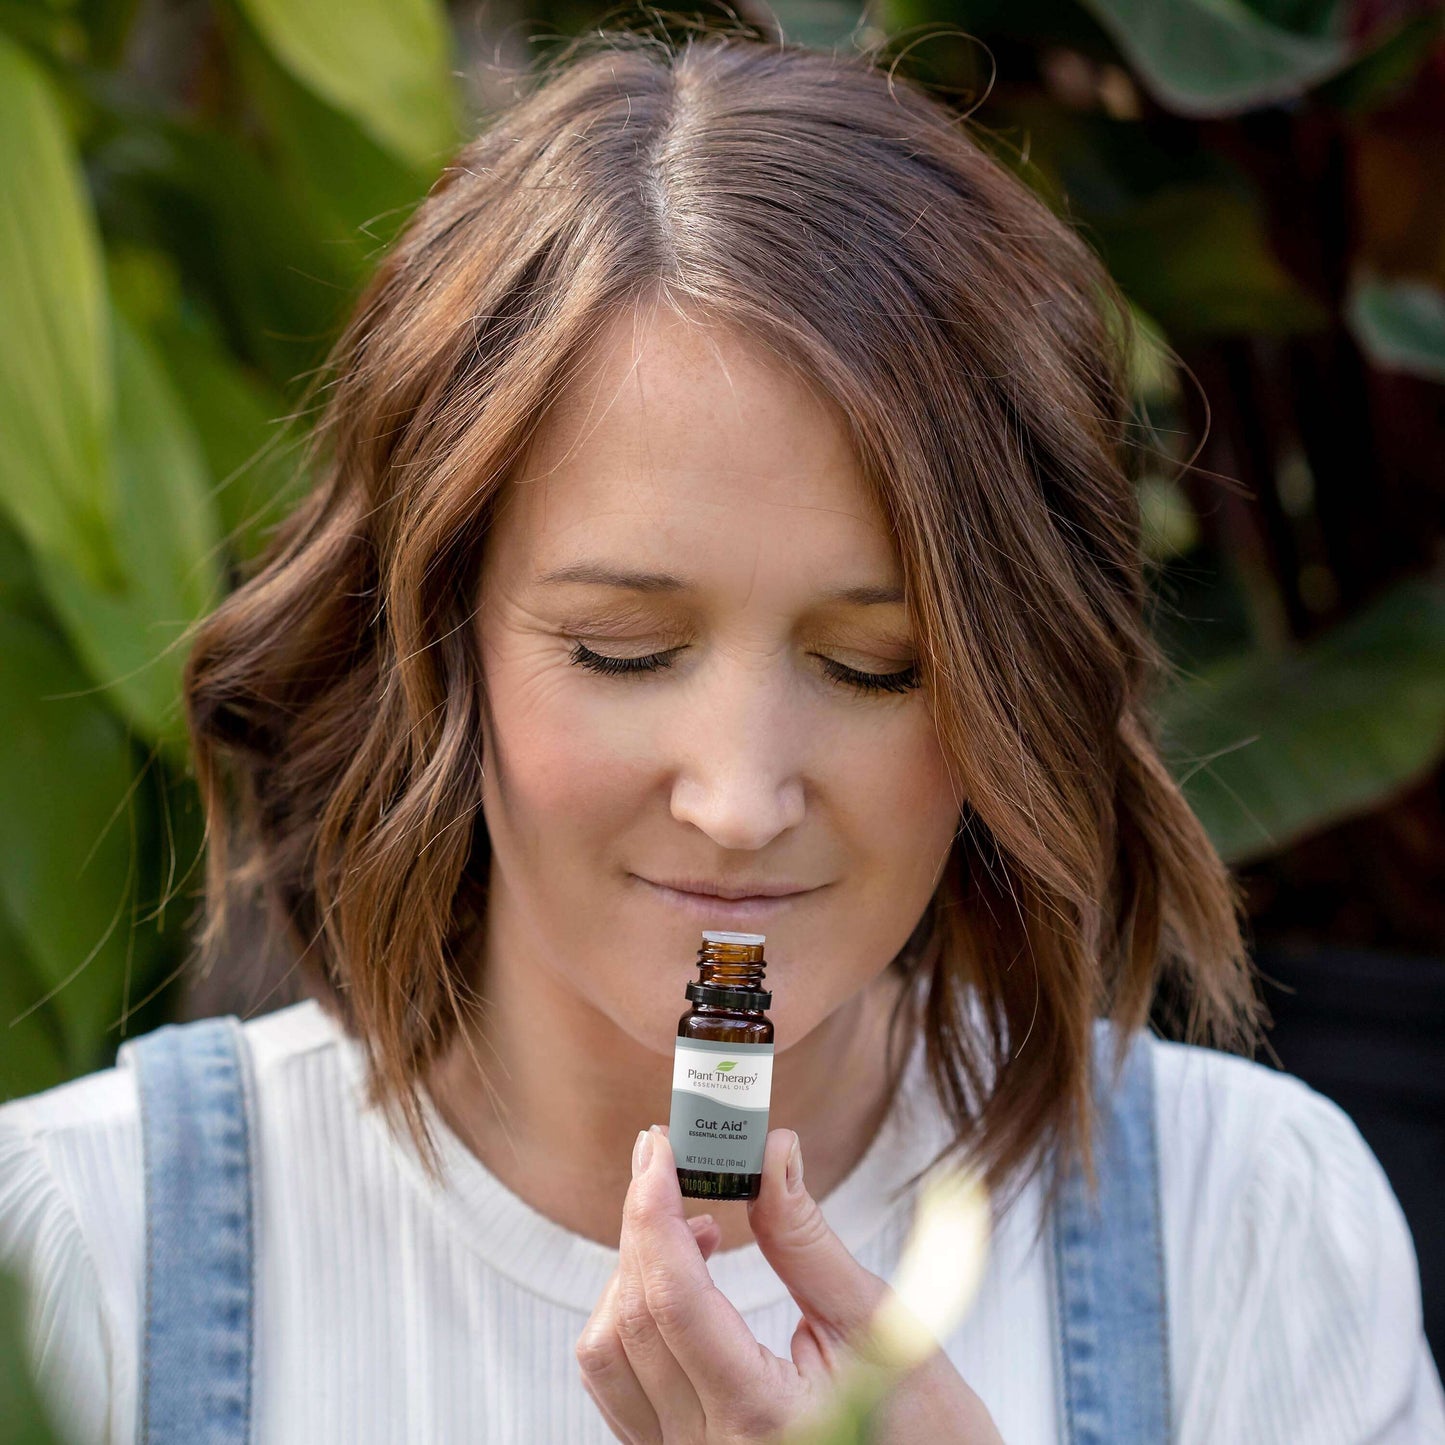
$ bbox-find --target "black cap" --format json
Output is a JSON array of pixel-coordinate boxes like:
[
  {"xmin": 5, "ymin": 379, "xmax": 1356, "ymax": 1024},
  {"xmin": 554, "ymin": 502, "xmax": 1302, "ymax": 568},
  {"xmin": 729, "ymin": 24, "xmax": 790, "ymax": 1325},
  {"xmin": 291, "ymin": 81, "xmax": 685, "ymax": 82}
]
[{"xmin": 685, "ymin": 979, "xmax": 772, "ymax": 1011}]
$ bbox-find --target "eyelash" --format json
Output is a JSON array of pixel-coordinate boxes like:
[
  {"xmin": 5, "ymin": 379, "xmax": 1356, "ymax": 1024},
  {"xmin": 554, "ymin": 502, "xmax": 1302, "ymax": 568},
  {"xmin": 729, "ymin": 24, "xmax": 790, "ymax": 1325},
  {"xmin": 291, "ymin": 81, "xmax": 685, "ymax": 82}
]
[{"xmin": 566, "ymin": 642, "xmax": 921, "ymax": 696}]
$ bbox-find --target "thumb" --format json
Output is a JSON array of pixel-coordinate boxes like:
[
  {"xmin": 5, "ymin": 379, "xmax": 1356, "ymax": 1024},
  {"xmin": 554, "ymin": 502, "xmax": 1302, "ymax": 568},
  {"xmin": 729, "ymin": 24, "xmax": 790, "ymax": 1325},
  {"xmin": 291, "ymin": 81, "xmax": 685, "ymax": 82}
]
[{"xmin": 747, "ymin": 1130, "xmax": 891, "ymax": 1346}]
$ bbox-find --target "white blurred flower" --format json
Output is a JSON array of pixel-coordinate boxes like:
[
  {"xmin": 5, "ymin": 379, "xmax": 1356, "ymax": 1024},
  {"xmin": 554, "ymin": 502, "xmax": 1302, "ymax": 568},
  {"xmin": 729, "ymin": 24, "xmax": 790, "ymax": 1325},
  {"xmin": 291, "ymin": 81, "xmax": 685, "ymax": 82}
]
[
  {"xmin": 870, "ymin": 1165, "xmax": 991, "ymax": 1368},
  {"xmin": 777, "ymin": 1165, "xmax": 992, "ymax": 1445}
]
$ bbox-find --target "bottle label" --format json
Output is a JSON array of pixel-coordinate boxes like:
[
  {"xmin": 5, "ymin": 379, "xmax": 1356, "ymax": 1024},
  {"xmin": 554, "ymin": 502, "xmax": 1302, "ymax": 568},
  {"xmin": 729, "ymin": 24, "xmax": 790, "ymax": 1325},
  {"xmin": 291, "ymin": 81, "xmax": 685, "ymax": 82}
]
[{"xmin": 668, "ymin": 1037, "xmax": 774, "ymax": 1176}]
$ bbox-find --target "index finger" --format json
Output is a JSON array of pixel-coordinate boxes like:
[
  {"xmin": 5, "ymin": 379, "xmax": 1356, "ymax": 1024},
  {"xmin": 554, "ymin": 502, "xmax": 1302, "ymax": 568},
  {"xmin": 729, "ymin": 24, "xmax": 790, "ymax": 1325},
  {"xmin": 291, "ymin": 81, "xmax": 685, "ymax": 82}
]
[{"xmin": 628, "ymin": 1125, "xmax": 785, "ymax": 1413}]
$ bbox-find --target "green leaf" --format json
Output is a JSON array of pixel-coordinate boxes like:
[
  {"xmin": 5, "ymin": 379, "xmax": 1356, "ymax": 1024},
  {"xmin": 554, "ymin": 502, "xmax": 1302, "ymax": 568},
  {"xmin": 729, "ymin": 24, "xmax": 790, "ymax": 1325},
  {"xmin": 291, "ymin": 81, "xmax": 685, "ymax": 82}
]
[
  {"xmin": 988, "ymin": 96, "xmax": 1224, "ymax": 222},
  {"xmin": 231, "ymin": 15, "xmax": 432, "ymax": 270},
  {"xmin": 1138, "ymin": 475, "xmax": 1200, "ymax": 564},
  {"xmin": 1090, "ymin": 185, "xmax": 1329, "ymax": 338},
  {"xmin": 0, "ymin": 612, "xmax": 145, "ymax": 1073},
  {"xmin": 1314, "ymin": 11, "xmax": 1445, "ymax": 114},
  {"xmin": 37, "ymin": 301, "xmax": 224, "ymax": 757},
  {"xmin": 0, "ymin": 1267, "xmax": 65, "ymax": 1445},
  {"xmin": 1124, "ymin": 302, "xmax": 1178, "ymax": 408},
  {"xmin": 152, "ymin": 321, "xmax": 309, "ymax": 563},
  {"xmin": 0, "ymin": 0, "xmax": 89, "ymax": 64},
  {"xmin": 760, "ymin": 0, "xmax": 871, "ymax": 52},
  {"xmin": 1078, "ymin": 0, "xmax": 1350, "ymax": 116},
  {"xmin": 1158, "ymin": 576, "xmax": 1445, "ymax": 864},
  {"xmin": 1345, "ymin": 273, "xmax": 1445, "ymax": 384},
  {"xmin": 872, "ymin": 0, "xmax": 1117, "ymax": 61},
  {"xmin": 230, "ymin": 0, "xmax": 459, "ymax": 170},
  {"xmin": 86, "ymin": 112, "xmax": 359, "ymax": 392},
  {"xmin": 0, "ymin": 903, "xmax": 69, "ymax": 1102},
  {"xmin": 109, "ymin": 246, "xmax": 308, "ymax": 562},
  {"xmin": 0, "ymin": 515, "xmax": 56, "ymax": 632},
  {"xmin": 74, "ymin": 0, "xmax": 145, "ymax": 68},
  {"xmin": 0, "ymin": 31, "xmax": 122, "ymax": 592}
]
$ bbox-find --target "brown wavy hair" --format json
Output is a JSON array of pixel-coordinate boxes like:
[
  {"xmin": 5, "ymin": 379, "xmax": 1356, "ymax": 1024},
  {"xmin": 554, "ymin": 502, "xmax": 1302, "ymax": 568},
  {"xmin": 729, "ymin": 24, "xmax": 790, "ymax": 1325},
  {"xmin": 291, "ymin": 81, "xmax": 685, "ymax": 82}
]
[{"xmin": 183, "ymin": 21, "xmax": 1260, "ymax": 1198}]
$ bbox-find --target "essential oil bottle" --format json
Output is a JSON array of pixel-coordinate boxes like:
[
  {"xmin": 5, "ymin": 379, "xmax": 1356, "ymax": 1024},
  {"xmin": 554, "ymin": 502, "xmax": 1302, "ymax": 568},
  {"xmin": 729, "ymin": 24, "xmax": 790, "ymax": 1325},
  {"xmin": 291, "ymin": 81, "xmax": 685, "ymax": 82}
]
[{"xmin": 668, "ymin": 930, "xmax": 776, "ymax": 1200}]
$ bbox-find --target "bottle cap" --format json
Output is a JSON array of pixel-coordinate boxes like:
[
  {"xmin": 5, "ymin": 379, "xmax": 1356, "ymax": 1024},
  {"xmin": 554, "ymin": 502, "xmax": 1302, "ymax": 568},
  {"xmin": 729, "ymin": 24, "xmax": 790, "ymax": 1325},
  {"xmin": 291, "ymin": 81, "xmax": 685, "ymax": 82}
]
[{"xmin": 685, "ymin": 980, "xmax": 772, "ymax": 1011}]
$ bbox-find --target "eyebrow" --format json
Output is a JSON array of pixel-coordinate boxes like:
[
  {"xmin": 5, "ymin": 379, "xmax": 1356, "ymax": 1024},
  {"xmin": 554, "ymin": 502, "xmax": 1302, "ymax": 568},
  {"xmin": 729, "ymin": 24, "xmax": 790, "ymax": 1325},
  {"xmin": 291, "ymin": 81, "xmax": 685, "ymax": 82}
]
[{"xmin": 533, "ymin": 562, "xmax": 904, "ymax": 607}]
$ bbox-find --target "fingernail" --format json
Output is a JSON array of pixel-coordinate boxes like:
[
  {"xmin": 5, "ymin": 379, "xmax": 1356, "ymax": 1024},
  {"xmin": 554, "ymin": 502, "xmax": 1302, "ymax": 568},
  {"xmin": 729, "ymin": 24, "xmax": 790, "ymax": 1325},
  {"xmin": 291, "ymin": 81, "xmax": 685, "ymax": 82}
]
[
  {"xmin": 786, "ymin": 1133, "xmax": 804, "ymax": 1194},
  {"xmin": 687, "ymin": 1213, "xmax": 715, "ymax": 1232},
  {"xmin": 632, "ymin": 1128, "xmax": 653, "ymax": 1178}
]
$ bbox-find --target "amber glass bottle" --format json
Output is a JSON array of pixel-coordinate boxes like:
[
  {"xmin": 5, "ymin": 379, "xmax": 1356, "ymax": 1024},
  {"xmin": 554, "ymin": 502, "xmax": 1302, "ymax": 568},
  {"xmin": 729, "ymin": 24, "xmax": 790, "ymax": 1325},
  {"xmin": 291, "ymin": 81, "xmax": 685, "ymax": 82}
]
[{"xmin": 668, "ymin": 930, "xmax": 776, "ymax": 1200}]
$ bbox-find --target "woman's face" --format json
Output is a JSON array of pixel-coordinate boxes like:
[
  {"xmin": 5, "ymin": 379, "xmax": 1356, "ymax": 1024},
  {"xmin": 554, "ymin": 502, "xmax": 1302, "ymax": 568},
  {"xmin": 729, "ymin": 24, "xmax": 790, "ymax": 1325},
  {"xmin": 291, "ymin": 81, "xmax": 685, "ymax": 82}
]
[{"xmin": 473, "ymin": 302, "xmax": 962, "ymax": 1052}]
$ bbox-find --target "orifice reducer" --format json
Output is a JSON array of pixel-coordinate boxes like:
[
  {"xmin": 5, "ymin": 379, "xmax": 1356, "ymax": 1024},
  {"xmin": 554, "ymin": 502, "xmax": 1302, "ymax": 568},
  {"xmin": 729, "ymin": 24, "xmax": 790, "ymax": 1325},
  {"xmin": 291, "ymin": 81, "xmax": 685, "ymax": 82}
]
[{"xmin": 668, "ymin": 930, "xmax": 775, "ymax": 1200}]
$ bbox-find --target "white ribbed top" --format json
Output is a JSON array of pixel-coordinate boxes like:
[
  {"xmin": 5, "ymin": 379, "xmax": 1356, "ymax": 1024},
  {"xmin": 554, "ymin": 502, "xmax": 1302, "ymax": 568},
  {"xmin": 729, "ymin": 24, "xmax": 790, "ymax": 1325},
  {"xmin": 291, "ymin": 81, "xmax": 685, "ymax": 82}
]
[{"xmin": 1, "ymin": 997, "xmax": 1441, "ymax": 1444}]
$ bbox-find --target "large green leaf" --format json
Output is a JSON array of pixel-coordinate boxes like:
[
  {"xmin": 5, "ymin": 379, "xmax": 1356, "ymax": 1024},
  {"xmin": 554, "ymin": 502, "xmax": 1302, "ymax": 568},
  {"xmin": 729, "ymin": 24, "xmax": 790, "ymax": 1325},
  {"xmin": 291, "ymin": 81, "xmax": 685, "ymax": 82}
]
[
  {"xmin": 109, "ymin": 245, "xmax": 308, "ymax": 562},
  {"xmin": 1078, "ymin": 0, "xmax": 1351, "ymax": 115},
  {"xmin": 873, "ymin": 0, "xmax": 1117, "ymax": 61},
  {"xmin": 37, "ymin": 302, "xmax": 224, "ymax": 757},
  {"xmin": 0, "ymin": 31, "xmax": 121, "ymax": 592},
  {"xmin": 1090, "ymin": 185, "xmax": 1329, "ymax": 338},
  {"xmin": 72, "ymin": 0, "xmax": 145, "ymax": 67},
  {"xmin": 0, "ymin": 517, "xmax": 55, "ymax": 633},
  {"xmin": 0, "ymin": 537, "xmax": 71, "ymax": 1101},
  {"xmin": 87, "ymin": 112, "xmax": 359, "ymax": 393},
  {"xmin": 1345, "ymin": 273, "xmax": 1445, "ymax": 384},
  {"xmin": 986, "ymin": 104, "xmax": 1326, "ymax": 338},
  {"xmin": 1315, "ymin": 11, "xmax": 1445, "ymax": 114},
  {"xmin": 231, "ymin": 15, "xmax": 432, "ymax": 279},
  {"xmin": 0, "ymin": 1268, "xmax": 64, "ymax": 1445},
  {"xmin": 0, "ymin": 904, "xmax": 68, "ymax": 1102},
  {"xmin": 0, "ymin": 612, "xmax": 145, "ymax": 1073},
  {"xmin": 150, "ymin": 319, "xmax": 309, "ymax": 563},
  {"xmin": 1158, "ymin": 576, "xmax": 1445, "ymax": 864},
  {"xmin": 230, "ymin": 0, "xmax": 459, "ymax": 170},
  {"xmin": 757, "ymin": 0, "xmax": 870, "ymax": 51},
  {"xmin": 991, "ymin": 98, "xmax": 1222, "ymax": 221}
]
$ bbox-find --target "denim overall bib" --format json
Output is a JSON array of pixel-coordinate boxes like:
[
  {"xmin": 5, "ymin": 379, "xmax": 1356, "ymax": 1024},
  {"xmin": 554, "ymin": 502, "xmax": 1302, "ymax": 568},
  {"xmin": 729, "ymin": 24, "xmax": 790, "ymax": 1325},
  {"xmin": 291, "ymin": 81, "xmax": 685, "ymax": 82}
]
[{"xmin": 120, "ymin": 1017, "xmax": 1170, "ymax": 1443}]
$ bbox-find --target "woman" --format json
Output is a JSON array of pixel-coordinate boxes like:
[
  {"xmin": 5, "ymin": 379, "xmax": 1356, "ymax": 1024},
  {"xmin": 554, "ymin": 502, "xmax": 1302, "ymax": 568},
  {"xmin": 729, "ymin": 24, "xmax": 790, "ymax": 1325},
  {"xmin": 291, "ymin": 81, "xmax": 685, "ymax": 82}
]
[{"xmin": 2, "ymin": 24, "xmax": 1440, "ymax": 1445}]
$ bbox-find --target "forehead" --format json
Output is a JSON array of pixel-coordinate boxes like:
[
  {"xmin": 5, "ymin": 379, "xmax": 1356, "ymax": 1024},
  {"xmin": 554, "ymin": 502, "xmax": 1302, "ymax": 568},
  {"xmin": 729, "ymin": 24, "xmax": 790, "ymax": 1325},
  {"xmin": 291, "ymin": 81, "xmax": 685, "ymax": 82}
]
[{"xmin": 487, "ymin": 304, "xmax": 899, "ymax": 595}]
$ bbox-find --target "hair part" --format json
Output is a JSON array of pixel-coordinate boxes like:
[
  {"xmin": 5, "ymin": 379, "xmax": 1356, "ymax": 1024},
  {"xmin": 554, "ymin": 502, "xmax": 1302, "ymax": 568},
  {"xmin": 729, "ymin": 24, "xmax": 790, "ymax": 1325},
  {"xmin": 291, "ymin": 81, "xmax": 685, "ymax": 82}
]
[{"xmin": 183, "ymin": 21, "xmax": 1261, "ymax": 1203}]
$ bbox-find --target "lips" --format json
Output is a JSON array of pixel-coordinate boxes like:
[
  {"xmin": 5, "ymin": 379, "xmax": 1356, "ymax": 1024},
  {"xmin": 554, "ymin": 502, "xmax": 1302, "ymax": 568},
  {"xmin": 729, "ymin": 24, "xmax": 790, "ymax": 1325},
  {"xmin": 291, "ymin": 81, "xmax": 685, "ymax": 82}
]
[
  {"xmin": 632, "ymin": 875, "xmax": 821, "ymax": 916},
  {"xmin": 640, "ymin": 876, "xmax": 813, "ymax": 900}
]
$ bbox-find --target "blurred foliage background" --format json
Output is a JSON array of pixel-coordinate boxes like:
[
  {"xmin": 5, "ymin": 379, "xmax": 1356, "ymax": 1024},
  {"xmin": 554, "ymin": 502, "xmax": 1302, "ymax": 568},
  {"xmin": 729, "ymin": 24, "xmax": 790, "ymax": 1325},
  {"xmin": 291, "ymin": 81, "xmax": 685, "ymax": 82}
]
[{"xmin": 2, "ymin": 0, "xmax": 1444, "ymax": 1433}]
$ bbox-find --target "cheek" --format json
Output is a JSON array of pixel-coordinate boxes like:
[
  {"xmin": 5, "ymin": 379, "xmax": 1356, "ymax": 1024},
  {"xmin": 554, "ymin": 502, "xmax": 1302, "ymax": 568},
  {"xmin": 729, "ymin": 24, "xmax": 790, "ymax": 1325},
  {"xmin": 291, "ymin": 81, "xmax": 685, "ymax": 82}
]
[
  {"xmin": 480, "ymin": 649, "xmax": 651, "ymax": 837},
  {"xmin": 841, "ymin": 711, "xmax": 959, "ymax": 839}
]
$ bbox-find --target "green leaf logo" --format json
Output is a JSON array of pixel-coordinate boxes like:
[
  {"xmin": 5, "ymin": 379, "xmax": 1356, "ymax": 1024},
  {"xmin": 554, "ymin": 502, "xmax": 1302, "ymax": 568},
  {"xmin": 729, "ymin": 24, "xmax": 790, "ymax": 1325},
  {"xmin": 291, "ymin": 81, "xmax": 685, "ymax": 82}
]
[{"xmin": 716, "ymin": 1061, "xmax": 737, "ymax": 1071}]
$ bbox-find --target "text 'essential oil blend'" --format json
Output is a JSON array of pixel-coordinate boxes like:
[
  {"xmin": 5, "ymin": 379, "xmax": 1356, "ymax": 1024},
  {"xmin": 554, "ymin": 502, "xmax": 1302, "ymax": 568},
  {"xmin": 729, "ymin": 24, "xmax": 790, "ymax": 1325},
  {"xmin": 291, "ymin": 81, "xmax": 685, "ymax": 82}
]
[{"xmin": 668, "ymin": 930, "xmax": 775, "ymax": 1200}]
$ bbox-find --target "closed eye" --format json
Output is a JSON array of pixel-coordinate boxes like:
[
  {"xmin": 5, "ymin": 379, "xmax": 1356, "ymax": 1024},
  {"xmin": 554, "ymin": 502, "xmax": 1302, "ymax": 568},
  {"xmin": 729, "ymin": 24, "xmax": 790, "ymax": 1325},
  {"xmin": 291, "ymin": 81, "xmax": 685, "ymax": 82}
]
[{"xmin": 566, "ymin": 642, "xmax": 920, "ymax": 696}]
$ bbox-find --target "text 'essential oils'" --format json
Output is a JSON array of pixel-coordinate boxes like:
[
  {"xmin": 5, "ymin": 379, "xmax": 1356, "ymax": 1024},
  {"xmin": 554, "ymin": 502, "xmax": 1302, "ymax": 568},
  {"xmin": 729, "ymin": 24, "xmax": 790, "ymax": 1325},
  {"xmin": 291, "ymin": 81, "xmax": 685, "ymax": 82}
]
[{"xmin": 669, "ymin": 930, "xmax": 775, "ymax": 1201}]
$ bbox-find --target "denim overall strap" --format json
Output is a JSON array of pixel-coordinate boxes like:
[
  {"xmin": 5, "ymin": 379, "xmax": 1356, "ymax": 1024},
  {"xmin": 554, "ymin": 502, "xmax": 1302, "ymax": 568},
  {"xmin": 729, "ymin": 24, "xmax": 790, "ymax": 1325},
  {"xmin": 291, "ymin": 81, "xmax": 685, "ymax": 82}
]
[
  {"xmin": 122, "ymin": 1015, "xmax": 258, "ymax": 1445},
  {"xmin": 1051, "ymin": 1022, "xmax": 1170, "ymax": 1444}
]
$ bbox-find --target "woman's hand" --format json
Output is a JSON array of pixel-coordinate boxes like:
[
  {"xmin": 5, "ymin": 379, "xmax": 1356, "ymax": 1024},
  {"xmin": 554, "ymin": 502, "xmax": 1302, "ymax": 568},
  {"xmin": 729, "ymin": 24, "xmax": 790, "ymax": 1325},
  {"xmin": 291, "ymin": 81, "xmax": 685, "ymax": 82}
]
[{"xmin": 575, "ymin": 1124, "xmax": 1003, "ymax": 1444}]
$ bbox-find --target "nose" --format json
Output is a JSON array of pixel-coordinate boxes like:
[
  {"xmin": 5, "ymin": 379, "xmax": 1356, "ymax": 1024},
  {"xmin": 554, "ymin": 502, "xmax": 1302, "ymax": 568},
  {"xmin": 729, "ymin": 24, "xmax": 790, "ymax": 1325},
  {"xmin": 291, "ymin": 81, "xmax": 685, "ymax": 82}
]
[{"xmin": 665, "ymin": 661, "xmax": 809, "ymax": 851}]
